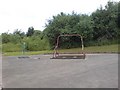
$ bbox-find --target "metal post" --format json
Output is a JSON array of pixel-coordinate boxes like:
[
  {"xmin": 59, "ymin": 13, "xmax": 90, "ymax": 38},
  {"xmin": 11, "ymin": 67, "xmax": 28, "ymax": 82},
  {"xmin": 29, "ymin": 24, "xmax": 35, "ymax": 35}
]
[
  {"xmin": 22, "ymin": 42, "xmax": 26, "ymax": 55},
  {"xmin": 81, "ymin": 36, "xmax": 84, "ymax": 50}
]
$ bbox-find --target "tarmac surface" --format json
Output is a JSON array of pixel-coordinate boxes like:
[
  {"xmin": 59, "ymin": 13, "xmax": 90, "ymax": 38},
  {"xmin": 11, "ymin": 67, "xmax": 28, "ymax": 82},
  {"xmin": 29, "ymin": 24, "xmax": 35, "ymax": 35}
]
[{"xmin": 2, "ymin": 54, "xmax": 118, "ymax": 88}]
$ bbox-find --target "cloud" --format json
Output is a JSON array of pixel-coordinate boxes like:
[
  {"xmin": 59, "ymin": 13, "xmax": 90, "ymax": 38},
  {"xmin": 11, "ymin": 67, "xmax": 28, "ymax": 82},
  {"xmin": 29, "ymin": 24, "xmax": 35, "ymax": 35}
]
[{"xmin": 0, "ymin": 0, "xmax": 119, "ymax": 34}]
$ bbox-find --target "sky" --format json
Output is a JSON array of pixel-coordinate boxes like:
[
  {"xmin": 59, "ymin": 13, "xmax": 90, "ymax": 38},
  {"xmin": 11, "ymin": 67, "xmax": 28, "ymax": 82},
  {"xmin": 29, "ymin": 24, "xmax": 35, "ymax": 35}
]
[{"xmin": 0, "ymin": 0, "xmax": 119, "ymax": 34}]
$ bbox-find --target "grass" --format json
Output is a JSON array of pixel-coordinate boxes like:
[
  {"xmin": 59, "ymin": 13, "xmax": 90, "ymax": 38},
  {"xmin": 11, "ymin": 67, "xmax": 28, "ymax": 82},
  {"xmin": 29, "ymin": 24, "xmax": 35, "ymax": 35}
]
[
  {"xmin": 2, "ymin": 44, "xmax": 119, "ymax": 56},
  {"xmin": 84, "ymin": 44, "xmax": 119, "ymax": 53},
  {"xmin": 3, "ymin": 50, "xmax": 53, "ymax": 56},
  {"xmin": 58, "ymin": 44, "xmax": 119, "ymax": 53}
]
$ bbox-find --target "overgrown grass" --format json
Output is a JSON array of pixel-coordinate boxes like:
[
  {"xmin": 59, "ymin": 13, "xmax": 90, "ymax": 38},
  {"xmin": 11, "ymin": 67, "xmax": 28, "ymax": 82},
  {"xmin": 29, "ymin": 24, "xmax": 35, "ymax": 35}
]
[
  {"xmin": 3, "ymin": 50, "xmax": 53, "ymax": 56},
  {"xmin": 84, "ymin": 44, "xmax": 119, "ymax": 53},
  {"xmin": 2, "ymin": 44, "xmax": 119, "ymax": 56},
  {"xmin": 2, "ymin": 43, "xmax": 21, "ymax": 52},
  {"xmin": 58, "ymin": 44, "xmax": 119, "ymax": 53}
]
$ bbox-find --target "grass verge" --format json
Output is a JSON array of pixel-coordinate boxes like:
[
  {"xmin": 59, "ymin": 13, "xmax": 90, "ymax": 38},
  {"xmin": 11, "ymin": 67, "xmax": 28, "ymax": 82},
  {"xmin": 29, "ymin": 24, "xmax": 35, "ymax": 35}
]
[{"xmin": 3, "ymin": 44, "xmax": 119, "ymax": 56}]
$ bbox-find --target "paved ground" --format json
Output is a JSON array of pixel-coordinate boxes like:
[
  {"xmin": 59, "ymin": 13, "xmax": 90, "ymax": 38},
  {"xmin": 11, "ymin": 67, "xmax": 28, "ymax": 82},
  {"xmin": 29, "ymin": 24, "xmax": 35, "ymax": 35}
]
[{"xmin": 2, "ymin": 54, "xmax": 118, "ymax": 88}]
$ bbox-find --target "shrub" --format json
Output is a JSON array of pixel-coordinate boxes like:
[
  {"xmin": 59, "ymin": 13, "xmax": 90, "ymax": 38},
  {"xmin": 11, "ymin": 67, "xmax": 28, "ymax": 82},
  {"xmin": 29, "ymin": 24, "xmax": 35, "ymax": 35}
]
[
  {"xmin": 24, "ymin": 36, "xmax": 50, "ymax": 51},
  {"xmin": 2, "ymin": 43, "xmax": 21, "ymax": 52}
]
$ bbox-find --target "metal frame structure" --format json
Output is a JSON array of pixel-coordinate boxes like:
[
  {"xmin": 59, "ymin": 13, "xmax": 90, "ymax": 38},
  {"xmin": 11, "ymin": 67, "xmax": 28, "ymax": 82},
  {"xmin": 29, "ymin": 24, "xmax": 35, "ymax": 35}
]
[{"xmin": 51, "ymin": 34, "xmax": 86, "ymax": 59}]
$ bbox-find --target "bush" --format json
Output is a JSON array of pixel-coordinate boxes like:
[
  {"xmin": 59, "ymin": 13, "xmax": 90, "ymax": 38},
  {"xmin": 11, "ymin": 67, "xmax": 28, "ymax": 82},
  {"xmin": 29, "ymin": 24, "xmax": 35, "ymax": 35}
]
[
  {"xmin": 84, "ymin": 39, "xmax": 118, "ymax": 47},
  {"xmin": 2, "ymin": 43, "xmax": 21, "ymax": 52},
  {"xmin": 24, "ymin": 36, "xmax": 50, "ymax": 51}
]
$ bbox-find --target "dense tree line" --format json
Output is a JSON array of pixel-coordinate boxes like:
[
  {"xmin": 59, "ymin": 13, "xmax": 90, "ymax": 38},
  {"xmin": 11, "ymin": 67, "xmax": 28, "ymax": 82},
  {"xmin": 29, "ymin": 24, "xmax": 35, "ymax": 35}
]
[
  {"xmin": 44, "ymin": 1, "xmax": 119, "ymax": 49},
  {"xmin": 2, "ymin": 28, "xmax": 50, "ymax": 52},
  {"xmin": 2, "ymin": 1, "xmax": 119, "ymax": 52}
]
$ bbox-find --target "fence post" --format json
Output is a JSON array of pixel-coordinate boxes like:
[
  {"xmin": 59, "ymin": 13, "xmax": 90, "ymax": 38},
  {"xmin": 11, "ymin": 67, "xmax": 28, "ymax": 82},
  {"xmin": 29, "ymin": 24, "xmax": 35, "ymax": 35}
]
[{"xmin": 22, "ymin": 42, "xmax": 26, "ymax": 55}]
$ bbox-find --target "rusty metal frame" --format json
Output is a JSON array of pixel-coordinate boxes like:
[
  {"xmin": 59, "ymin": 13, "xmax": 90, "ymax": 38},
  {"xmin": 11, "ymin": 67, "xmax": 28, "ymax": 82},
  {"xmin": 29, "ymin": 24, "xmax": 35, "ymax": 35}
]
[{"xmin": 52, "ymin": 34, "xmax": 85, "ymax": 59}]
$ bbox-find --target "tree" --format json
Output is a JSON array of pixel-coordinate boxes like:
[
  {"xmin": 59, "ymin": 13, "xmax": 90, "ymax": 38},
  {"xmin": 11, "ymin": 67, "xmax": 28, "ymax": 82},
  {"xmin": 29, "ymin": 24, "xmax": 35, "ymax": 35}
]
[
  {"xmin": 26, "ymin": 27, "xmax": 34, "ymax": 37},
  {"xmin": 2, "ymin": 33, "xmax": 10, "ymax": 43},
  {"xmin": 44, "ymin": 12, "xmax": 93, "ymax": 48},
  {"xmin": 118, "ymin": 2, "xmax": 120, "ymax": 28},
  {"xmin": 13, "ymin": 29, "xmax": 25, "ymax": 39},
  {"xmin": 91, "ymin": 1, "xmax": 118, "ymax": 41}
]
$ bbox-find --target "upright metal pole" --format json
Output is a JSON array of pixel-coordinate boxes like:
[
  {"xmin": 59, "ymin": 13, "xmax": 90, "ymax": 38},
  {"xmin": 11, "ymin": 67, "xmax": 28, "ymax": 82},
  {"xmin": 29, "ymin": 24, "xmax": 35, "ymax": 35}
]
[
  {"xmin": 80, "ymin": 36, "xmax": 84, "ymax": 50},
  {"xmin": 22, "ymin": 42, "xmax": 26, "ymax": 55}
]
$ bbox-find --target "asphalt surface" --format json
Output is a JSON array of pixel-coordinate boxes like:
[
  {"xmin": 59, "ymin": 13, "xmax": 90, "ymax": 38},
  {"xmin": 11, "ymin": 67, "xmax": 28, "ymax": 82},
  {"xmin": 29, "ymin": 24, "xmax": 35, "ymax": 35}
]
[{"xmin": 2, "ymin": 54, "xmax": 118, "ymax": 88}]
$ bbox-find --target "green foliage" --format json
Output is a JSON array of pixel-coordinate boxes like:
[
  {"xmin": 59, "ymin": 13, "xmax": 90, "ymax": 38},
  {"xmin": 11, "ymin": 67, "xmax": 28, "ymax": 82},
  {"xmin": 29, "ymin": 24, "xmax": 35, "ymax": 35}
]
[
  {"xmin": 2, "ymin": 33, "xmax": 10, "ymax": 43},
  {"xmin": 26, "ymin": 27, "xmax": 34, "ymax": 37},
  {"xmin": 13, "ymin": 29, "xmax": 25, "ymax": 39},
  {"xmin": 118, "ymin": 2, "xmax": 120, "ymax": 28},
  {"xmin": 2, "ymin": 33, "xmax": 22, "ymax": 44},
  {"xmin": 44, "ymin": 1, "xmax": 119, "ymax": 49},
  {"xmin": 24, "ymin": 36, "xmax": 50, "ymax": 51},
  {"xmin": 91, "ymin": 1, "xmax": 118, "ymax": 40},
  {"xmin": 2, "ymin": 1, "xmax": 119, "ymax": 52},
  {"xmin": 2, "ymin": 29, "xmax": 50, "ymax": 52},
  {"xmin": 3, "ymin": 44, "xmax": 119, "ymax": 56},
  {"xmin": 2, "ymin": 43, "xmax": 21, "ymax": 52},
  {"xmin": 44, "ymin": 12, "xmax": 94, "ymax": 49}
]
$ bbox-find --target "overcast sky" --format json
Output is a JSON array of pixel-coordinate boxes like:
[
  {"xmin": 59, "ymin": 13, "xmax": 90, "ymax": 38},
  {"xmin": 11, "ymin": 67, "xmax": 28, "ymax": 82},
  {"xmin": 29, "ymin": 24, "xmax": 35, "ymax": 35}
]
[{"xmin": 0, "ymin": 0, "xmax": 119, "ymax": 34}]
